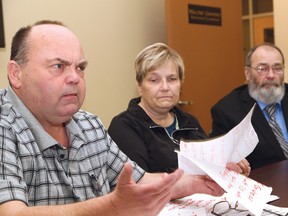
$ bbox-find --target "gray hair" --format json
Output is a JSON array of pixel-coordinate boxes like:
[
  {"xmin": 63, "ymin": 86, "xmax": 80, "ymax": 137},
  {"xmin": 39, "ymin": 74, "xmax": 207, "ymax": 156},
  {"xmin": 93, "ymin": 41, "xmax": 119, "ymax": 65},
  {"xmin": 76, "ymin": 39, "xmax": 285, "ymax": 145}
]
[{"xmin": 245, "ymin": 43, "xmax": 285, "ymax": 66}]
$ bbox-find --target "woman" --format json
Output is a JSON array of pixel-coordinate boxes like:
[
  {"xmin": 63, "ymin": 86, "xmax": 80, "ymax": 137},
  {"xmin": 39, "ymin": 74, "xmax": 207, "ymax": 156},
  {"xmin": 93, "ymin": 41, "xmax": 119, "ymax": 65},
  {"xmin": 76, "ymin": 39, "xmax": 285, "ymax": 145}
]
[{"xmin": 108, "ymin": 43, "xmax": 250, "ymax": 174}]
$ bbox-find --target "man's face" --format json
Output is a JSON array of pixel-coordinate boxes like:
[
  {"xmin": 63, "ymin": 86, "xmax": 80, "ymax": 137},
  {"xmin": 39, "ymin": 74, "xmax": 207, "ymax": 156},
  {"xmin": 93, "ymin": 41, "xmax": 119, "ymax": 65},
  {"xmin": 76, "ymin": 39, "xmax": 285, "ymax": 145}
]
[
  {"xmin": 245, "ymin": 45, "xmax": 285, "ymax": 104},
  {"xmin": 13, "ymin": 24, "xmax": 87, "ymax": 126}
]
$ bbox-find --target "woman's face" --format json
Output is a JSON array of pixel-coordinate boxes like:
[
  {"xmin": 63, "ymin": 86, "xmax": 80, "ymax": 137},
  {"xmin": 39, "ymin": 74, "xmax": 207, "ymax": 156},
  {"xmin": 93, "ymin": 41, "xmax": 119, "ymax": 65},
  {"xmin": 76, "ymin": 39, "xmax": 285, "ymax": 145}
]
[{"xmin": 138, "ymin": 60, "xmax": 181, "ymax": 114}]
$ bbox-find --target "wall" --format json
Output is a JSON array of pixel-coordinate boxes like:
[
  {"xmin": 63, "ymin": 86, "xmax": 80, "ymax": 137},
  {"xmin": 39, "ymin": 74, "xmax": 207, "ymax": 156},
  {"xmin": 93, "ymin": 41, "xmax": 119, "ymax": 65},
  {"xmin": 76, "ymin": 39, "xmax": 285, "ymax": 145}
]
[
  {"xmin": 274, "ymin": 0, "xmax": 288, "ymax": 82},
  {"xmin": 0, "ymin": 0, "xmax": 166, "ymax": 128},
  {"xmin": 0, "ymin": 1, "xmax": 287, "ymax": 128}
]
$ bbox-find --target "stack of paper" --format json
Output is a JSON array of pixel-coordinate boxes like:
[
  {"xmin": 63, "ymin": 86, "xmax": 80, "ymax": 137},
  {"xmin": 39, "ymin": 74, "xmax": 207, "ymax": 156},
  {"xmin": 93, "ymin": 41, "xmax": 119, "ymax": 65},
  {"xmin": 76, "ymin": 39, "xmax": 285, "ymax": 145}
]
[{"xmin": 160, "ymin": 105, "xmax": 282, "ymax": 216}]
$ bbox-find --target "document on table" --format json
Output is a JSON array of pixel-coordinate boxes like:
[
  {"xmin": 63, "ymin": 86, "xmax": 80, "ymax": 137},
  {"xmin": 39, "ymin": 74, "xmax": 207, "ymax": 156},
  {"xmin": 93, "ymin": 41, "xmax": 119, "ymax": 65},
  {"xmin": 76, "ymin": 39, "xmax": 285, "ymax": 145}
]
[
  {"xmin": 176, "ymin": 105, "xmax": 272, "ymax": 216},
  {"xmin": 158, "ymin": 193, "xmax": 288, "ymax": 216},
  {"xmin": 158, "ymin": 193, "xmax": 226, "ymax": 216}
]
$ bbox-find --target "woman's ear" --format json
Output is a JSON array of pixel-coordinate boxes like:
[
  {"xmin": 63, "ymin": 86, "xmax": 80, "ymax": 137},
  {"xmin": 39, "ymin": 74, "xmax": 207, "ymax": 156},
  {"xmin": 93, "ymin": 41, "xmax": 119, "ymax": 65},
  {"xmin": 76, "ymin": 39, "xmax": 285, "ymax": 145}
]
[
  {"xmin": 7, "ymin": 60, "xmax": 22, "ymax": 89},
  {"xmin": 137, "ymin": 82, "xmax": 142, "ymax": 95}
]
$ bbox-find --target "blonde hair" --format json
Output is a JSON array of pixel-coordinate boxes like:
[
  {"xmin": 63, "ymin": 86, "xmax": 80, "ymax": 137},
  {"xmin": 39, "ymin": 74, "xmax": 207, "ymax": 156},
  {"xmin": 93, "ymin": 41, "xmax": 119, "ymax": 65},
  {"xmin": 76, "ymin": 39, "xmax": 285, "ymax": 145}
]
[{"xmin": 135, "ymin": 43, "xmax": 185, "ymax": 84}]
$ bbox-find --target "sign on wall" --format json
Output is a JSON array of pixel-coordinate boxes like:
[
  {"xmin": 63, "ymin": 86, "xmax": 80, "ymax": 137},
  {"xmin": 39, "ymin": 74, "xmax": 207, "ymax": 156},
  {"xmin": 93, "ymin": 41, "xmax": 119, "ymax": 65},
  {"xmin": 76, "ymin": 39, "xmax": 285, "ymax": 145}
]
[{"xmin": 188, "ymin": 4, "xmax": 222, "ymax": 26}]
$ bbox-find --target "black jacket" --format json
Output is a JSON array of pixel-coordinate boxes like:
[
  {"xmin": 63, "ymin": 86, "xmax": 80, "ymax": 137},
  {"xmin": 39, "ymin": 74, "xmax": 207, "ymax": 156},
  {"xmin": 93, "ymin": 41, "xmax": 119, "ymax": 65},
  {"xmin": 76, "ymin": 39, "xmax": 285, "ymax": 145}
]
[
  {"xmin": 108, "ymin": 97, "xmax": 207, "ymax": 173},
  {"xmin": 210, "ymin": 84, "xmax": 288, "ymax": 169}
]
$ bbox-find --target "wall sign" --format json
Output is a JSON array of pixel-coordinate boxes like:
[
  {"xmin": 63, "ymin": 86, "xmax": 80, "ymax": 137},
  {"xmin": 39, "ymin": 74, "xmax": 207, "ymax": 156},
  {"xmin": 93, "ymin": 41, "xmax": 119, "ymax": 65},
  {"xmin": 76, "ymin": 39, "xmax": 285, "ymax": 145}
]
[{"xmin": 188, "ymin": 4, "xmax": 222, "ymax": 26}]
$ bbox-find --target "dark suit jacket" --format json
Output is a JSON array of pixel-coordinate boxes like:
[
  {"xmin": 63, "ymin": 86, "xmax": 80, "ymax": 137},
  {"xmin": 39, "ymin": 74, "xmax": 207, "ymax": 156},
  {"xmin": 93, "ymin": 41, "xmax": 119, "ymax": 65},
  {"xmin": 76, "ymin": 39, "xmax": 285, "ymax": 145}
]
[{"xmin": 210, "ymin": 84, "xmax": 288, "ymax": 169}]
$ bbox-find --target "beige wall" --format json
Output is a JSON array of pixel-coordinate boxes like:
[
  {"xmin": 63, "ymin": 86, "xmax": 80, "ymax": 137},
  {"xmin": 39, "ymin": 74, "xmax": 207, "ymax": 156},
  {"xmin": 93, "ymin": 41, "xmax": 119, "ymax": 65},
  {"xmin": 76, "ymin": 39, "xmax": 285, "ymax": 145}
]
[
  {"xmin": 0, "ymin": 0, "xmax": 166, "ymax": 128},
  {"xmin": 0, "ymin": 1, "xmax": 287, "ymax": 128},
  {"xmin": 274, "ymin": 0, "xmax": 288, "ymax": 82}
]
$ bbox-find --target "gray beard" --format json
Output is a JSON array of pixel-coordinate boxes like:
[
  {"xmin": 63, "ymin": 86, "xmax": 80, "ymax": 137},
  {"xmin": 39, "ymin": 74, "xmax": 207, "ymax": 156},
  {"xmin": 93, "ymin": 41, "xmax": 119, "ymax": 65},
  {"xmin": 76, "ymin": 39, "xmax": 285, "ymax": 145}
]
[{"xmin": 248, "ymin": 81, "xmax": 285, "ymax": 104}]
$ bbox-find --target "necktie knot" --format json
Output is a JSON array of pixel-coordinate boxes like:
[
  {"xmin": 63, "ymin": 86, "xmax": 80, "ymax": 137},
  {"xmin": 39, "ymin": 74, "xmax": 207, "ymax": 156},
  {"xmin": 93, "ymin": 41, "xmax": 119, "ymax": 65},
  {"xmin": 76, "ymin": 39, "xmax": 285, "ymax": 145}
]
[{"xmin": 265, "ymin": 104, "xmax": 277, "ymax": 119}]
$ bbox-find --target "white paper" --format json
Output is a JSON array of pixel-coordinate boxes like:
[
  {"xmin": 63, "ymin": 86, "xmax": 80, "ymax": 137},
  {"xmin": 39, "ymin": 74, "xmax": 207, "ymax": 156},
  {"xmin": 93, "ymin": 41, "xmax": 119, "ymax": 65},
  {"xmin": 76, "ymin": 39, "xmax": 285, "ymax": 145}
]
[
  {"xmin": 176, "ymin": 105, "xmax": 272, "ymax": 216},
  {"xmin": 178, "ymin": 104, "xmax": 259, "ymax": 175},
  {"xmin": 159, "ymin": 193, "xmax": 285, "ymax": 216},
  {"xmin": 159, "ymin": 206, "xmax": 206, "ymax": 216},
  {"xmin": 158, "ymin": 193, "xmax": 228, "ymax": 216},
  {"xmin": 262, "ymin": 204, "xmax": 288, "ymax": 215}
]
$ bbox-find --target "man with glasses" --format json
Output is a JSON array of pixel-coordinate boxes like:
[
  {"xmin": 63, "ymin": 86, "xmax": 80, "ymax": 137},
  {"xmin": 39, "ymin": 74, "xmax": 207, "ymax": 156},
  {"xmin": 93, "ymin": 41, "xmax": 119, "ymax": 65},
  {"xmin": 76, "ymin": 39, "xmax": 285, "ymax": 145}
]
[{"xmin": 210, "ymin": 43, "xmax": 288, "ymax": 170}]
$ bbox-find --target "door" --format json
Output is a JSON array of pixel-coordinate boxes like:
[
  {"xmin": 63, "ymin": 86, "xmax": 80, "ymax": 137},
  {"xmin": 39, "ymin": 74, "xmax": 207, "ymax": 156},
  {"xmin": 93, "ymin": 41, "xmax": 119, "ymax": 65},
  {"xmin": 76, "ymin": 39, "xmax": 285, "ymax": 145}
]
[
  {"xmin": 166, "ymin": 0, "xmax": 245, "ymax": 133},
  {"xmin": 253, "ymin": 16, "xmax": 274, "ymax": 45}
]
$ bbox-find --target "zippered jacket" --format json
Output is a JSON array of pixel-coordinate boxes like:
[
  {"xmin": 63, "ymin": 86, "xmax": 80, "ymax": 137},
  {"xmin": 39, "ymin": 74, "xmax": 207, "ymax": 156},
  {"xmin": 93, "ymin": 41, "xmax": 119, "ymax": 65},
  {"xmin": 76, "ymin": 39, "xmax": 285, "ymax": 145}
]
[{"xmin": 108, "ymin": 97, "xmax": 207, "ymax": 173}]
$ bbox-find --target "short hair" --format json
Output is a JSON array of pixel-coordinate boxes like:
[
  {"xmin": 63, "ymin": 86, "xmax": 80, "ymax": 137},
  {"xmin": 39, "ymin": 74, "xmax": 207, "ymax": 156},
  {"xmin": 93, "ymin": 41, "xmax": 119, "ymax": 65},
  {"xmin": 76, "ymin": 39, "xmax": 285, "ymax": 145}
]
[
  {"xmin": 10, "ymin": 20, "xmax": 65, "ymax": 65},
  {"xmin": 245, "ymin": 43, "xmax": 285, "ymax": 66},
  {"xmin": 135, "ymin": 43, "xmax": 185, "ymax": 84}
]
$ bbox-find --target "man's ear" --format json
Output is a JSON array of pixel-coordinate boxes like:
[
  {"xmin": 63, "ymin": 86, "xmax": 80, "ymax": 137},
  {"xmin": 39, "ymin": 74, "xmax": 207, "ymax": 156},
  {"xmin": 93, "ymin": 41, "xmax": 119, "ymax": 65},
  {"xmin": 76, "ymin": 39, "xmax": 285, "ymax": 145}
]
[
  {"xmin": 244, "ymin": 67, "xmax": 250, "ymax": 82},
  {"xmin": 7, "ymin": 60, "xmax": 22, "ymax": 89}
]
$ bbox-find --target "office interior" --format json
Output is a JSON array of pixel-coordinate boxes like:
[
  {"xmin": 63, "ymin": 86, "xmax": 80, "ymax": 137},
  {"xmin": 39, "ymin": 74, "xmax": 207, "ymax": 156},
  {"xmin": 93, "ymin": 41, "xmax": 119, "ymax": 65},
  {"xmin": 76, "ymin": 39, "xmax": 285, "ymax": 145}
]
[{"xmin": 0, "ymin": 0, "xmax": 287, "ymax": 133}]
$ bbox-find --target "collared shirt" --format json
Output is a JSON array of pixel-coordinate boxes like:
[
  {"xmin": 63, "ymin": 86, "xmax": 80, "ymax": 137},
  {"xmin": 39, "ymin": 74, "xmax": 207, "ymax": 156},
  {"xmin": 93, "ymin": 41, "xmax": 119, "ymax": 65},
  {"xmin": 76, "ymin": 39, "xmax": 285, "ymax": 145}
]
[
  {"xmin": 258, "ymin": 100, "xmax": 288, "ymax": 141},
  {"xmin": 0, "ymin": 87, "xmax": 145, "ymax": 206}
]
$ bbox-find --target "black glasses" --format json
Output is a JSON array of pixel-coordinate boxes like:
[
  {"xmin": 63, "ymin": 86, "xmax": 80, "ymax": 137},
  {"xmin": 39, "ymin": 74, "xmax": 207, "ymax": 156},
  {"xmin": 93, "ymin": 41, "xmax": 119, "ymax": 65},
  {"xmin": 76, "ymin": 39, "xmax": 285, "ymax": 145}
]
[
  {"xmin": 247, "ymin": 64, "xmax": 285, "ymax": 75},
  {"xmin": 211, "ymin": 201, "xmax": 248, "ymax": 215}
]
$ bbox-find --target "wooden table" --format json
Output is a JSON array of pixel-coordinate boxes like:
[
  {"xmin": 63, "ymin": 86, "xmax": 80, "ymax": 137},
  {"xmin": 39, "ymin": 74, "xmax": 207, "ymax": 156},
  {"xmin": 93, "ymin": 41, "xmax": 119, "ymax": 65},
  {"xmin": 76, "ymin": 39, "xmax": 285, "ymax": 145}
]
[{"xmin": 249, "ymin": 159, "xmax": 288, "ymax": 207}]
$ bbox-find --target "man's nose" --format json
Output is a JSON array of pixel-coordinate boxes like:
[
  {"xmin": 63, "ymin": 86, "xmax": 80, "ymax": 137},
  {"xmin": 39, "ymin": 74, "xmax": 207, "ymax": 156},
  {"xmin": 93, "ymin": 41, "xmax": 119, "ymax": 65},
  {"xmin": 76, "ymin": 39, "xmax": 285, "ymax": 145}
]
[
  {"xmin": 266, "ymin": 67, "xmax": 276, "ymax": 78},
  {"xmin": 66, "ymin": 68, "xmax": 80, "ymax": 83}
]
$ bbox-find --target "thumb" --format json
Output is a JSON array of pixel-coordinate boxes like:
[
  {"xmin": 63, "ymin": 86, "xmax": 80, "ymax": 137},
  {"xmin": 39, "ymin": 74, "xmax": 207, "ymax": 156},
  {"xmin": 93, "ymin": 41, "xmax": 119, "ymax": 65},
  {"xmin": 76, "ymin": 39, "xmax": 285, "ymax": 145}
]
[
  {"xmin": 117, "ymin": 162, "xmax": 134, "ymax": 186},
  {"xmin": 226, "ymin": 162, "xmax": 241, "ymax": 173}
]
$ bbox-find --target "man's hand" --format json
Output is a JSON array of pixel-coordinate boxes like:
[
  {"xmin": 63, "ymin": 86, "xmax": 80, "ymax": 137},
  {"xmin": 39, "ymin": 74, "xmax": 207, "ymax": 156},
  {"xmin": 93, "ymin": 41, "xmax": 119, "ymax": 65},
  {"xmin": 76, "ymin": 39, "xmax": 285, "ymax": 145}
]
[
  {"xmin": 109, "ymin": 163, "xmax": 184, "ymax": 216},
  {"xmin": 228, "ymin": 159, "xmax": 251, "ymax": 176},
  {"xmin": 109, "ymin": 160, "xmax": 249, "ymax": 215},
  {"xmin": 170, "ymin": 174, "xmax": 224, "ymax": 200},
  {"xmin": 171, "ymin": 161, "xmax": 248, "ymax": 199}
]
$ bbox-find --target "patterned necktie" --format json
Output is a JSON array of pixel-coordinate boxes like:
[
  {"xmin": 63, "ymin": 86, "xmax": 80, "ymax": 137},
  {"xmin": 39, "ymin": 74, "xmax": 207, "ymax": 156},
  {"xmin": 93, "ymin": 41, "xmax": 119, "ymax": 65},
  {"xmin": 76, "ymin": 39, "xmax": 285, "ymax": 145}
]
[{"xmin": 265, "ymin": 104, "xmax": 288, "ymax": 158}]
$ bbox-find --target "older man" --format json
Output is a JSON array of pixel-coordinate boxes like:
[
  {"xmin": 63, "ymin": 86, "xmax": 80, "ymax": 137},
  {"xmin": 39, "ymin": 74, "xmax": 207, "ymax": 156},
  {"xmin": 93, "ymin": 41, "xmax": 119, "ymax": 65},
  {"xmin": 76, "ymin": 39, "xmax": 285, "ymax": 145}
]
[{"xmin": 210, "ymin": 43, "xmax": 288, "ymax": 169}]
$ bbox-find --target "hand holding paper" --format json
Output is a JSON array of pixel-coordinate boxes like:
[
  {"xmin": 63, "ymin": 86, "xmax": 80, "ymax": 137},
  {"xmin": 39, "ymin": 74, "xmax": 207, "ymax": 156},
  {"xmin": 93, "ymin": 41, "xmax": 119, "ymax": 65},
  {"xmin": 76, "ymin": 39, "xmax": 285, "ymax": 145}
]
[{"xmin": 176, "ymin": 105, "xmax": 272, "ymax": 216}]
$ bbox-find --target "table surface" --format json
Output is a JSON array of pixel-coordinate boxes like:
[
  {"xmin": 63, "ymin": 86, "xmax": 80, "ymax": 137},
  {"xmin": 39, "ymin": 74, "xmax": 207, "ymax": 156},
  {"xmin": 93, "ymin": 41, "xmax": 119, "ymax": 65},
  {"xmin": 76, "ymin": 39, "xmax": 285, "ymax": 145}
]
[{"xmin": 249, "ymin": 159, "xmax": 288, "ymax": 207}]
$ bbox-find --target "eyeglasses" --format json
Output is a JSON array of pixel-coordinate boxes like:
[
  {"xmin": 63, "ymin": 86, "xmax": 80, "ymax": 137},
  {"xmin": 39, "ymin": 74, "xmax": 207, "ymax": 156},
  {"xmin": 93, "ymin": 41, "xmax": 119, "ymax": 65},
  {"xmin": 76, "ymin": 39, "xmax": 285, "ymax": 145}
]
[
  {"xmin": 211, "ymin": 201, "xmax": 248, "ymax": 215},
  {"xmin": 247, "ymin": 64, "xmax": 285, "ymax": 75},
  {"xmin": 211, "ymin": 200, "xmax": 288, "ymax": 216}
]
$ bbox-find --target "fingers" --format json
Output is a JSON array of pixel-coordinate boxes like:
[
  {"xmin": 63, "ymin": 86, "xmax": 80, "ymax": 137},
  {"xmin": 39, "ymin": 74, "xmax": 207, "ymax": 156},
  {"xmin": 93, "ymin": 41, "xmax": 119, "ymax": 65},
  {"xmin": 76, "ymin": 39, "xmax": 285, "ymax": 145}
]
[
  {"xmin": 226, "ymin": 162, "xmax": 242, "ymax": 173},
  {"xmin": 162, "ymin": 169, "xmax": 184, "ymax": 185},
  {"xmin": 117, "ymin": 162, "xmax": 134, "ymax": 186},
  {"xmin": 154, "ymin": 190, "xmax": 172, "ymax": 215},
  {"xmin": 116, "ymin": 165, "xmax": 184, "ymax": 214},
  {"xmin": 191, "ymin": 175, "xmax": 225, "ymax": 197},
  {"xmin": 119, "ymin": 163, "xmax": 184, "ymax": 199},
  {"xmin": 205, "ymin": 180, "xmax": 225, "ymax": 196},
  {"xmin": 237, "ymin": 159, "xmax": 251, "ymax": 176},
  {"xmin": 148, "ymin": 169, "xmax": 184, "ymax": 195},
  {"xmin": 139, "ymin": 169, "xmax": 184, "ymax": 201},
  {"xmin": 226, "ymin": 160, "xmax": 251, "ymax": 176}
]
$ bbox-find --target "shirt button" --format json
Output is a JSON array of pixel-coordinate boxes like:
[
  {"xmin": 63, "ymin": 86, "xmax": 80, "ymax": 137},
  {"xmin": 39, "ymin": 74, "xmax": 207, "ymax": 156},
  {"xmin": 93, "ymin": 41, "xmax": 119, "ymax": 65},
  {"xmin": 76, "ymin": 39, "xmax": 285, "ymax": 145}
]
[{"xmin": 60, "ymin": 154, "xmax": 65, "ymax": 159}]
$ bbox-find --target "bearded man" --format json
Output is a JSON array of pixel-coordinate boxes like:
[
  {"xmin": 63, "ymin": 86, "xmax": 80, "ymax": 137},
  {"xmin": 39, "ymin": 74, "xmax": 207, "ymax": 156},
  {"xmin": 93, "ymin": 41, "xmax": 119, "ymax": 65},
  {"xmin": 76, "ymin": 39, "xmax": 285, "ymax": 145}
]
[{"xmin": 209, "ymin": 43, "xmax": 288, "ymax": 169}]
